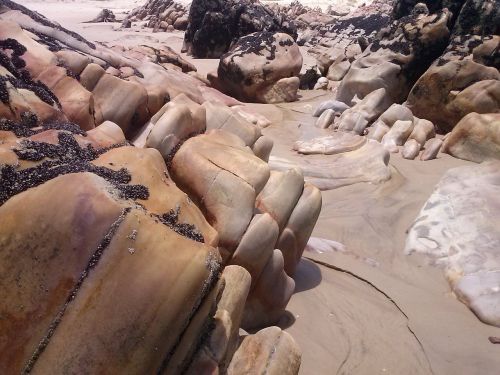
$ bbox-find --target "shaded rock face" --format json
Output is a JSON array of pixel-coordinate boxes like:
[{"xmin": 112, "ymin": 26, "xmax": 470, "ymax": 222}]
[
  {"xmin": 406, "ymin": 0, "xmax": 500, "ymax": 132},
  {"xmin": 183, "ymin": 0, "xmax": 297, "ymax": 58},
  {"xmin": 405, "ymin": 161, "xmax": 500, "ymax": 328},
  {"xmin": 214, "ymin": 32, "xmax": 303, "ymax": 103}
]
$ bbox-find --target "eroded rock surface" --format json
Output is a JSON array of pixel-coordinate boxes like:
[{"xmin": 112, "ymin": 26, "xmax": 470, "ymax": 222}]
[{"xmin": 405, "ymin": 161, "xmax": 500, "ymax": 327}]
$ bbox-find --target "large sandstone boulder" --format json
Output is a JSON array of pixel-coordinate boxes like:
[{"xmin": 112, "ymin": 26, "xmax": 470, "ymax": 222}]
[
  {"xmin": 183, "ymin": 0, "xmax": 297, "ymax": 58},
  {"xmin": 405, "ymin": 161, "xmax": 500, "ymax": 328},
  {"xmin": 443, "ymin": 112, "xmax": 500, "ymax": 162},
  {"xmin": 214, "ymin": 32, "xmax": 303, "ymax": 104}
]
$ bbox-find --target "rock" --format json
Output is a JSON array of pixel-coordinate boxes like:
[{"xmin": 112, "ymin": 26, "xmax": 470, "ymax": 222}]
[
  {"xmin": 121, "ymin": 18, "xmax": 132, "ymax": 28},
  {"xmin": 227, "ymin": 327, "xmax": 301, "ymax": 375},
  {"xmin": 337, "ymin": 9, "xmax": 452, "ymax": 105},
  {"xmin": 215, "ymin": 32, "xmax": 303, "ymax": 104},
  {"xmin": 173, "ymin": 15, "xmax": 188, "ymax": 30},
  {"xmin": 294, "ymin": 132, "xmax": 367, "ymax": 155},
  {"xmin": 256, "ymin": 168, "xmax": 304, "ymax": 231},
  {"xmin": 367, "ymin": 120, "xmax": 390, "ymax": 142},
  {"xmin": 145, "ymin": 101, "xmax": 205, "ymax": 160},
  {"xmin": 315, "ymin": 108, "xmax": 335, "ymax": 129},
  {"xmin": 230, "ymin": 214, "xmax": 279, "ymax": 287},
  {"xmin": 313, "ymin": 76, "xmax": 329, "ymax": 90},
  {"xmin": 170, "ymin": 131, "xmax": 270, "ymax": 251},
  {"xmin": 420, "ymin": 137, "xmax": 443, "ymax": 160},
  {"xmin": 203, "ymin": 101, "xmax": 261, "ymax": 146},
  {"xmin": 336, "ymin": 88, "xmax": 392, "ymax": 134},
  {"xmin": 252, "ymin": 136, "xmax": 273, "ymax": 162},
  {"xmin": 327, "ymin": 59, "xmax": 351, "ymax": 81},
  {"xmin": 259, "ymin": 76, "xmax": 300, "ymax": 104},
  {"xmin": 406, "ymin": 0, "xmax": 500, "ymax": 132},
  {"xmin": 402, "ymin": 138, "xmax": 421, "ymax": 159},
  {"xmin": 272, "ymin": 140, "xmax": 391, "ymax": 190},
  {"xmin": 378, "ymin": 104, "xmax": 414, "ymax": 126},
  {"xmin": 442, "ymin": 112, "xmax": 500, "ymax": 162},
  {"xmin": 277, "ymin": 183, "xmax": 322, "ymax": 275},
  {"xmin": 87, "ymin": 8, "xmax": 116, "ymax": 23},
  {"xmin": 382, "ymin": 120, "xmax": 414, "ymax": 149},
  {"xmin": 0, "ymin": 128, "xmax": 223, "ymax": 373},
  {"xmin": 313, "ymin": 99, "xmax": 350, "ymax": 117},
  {"xmin": 242, "ymin": 250, "xmax": 295, "ymax": 329},
  {"xmin": 408, "ymin": 117, "xmax": 435, "ymax": 146},
  {"xmin": 183, "ymin": 0, "xmax": 297, "ymax": 58},
  {"xmin": 405, "ymin": 161, "xmax": 500, "ymax": 327}
]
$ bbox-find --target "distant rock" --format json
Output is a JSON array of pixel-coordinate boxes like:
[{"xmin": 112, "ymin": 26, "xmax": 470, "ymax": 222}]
[
  {"xmin": 86, "ymin": 8, "xmax": 116, "ymax": 23},
  {"xmin": 125, "ymin": 0, "xmax": 189, "ymax": 31}
]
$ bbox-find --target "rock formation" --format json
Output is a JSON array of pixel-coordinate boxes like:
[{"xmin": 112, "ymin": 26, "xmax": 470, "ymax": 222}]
[
  {"xmin": 0, "ymin": 0, "xmax": 324, "ymax": 372},
  {"xmin": 183, "ymin": 0, "xmax": 297, "ymax": 58},
  {"xmin": 124, "ymin": 0, "xmax": 189, "ymax": 31}
]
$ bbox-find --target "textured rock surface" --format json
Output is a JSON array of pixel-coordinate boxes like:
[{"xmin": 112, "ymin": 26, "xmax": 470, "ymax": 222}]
[
  {"xmin": 405, "ymin": 161, "xmax": 500, "ymax": 327},
  {"xmin": 215, "ymin": 32, "xmax": 303, "ymax": 103},
  {"xmin": 183, "ymin": 0, "xmax": 297, "ymax": 58},
  {"xmin": 443, "ymin": 112, "xmax": 500, "ymax": 162}
]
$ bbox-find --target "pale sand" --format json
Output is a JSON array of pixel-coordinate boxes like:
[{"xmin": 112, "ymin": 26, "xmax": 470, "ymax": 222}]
[{"xmin": 18, "ymin": 2, "xmax": 500, "ymax": 373}]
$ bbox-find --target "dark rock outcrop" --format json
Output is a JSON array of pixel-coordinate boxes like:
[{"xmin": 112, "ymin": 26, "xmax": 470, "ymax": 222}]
[{"xmin": 182, "ymin": 0, "xmax": 298, "ymax": 58}]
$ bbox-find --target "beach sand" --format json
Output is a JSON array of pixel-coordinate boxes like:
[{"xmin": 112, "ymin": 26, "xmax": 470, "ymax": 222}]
[{"xmin": 18, "ymin": 1, "xmax": 500, "ymax": 373}]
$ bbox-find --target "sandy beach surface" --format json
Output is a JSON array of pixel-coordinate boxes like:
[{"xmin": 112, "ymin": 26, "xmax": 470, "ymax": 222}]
[{"xmin": 18, "ymin": 1, "xmax": 500, "ymax": 373}]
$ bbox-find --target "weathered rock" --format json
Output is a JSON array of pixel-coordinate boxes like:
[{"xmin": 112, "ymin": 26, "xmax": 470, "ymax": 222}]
[
  {"xmin": 408, "ymin": 117, "xmax": 435, "ymax": 146},
  {"xmin": 336, "ymin": 87, "xmax": 392, "ymax": 134},
  {"xmin": 294, "ymin": 132, "xmax": 367, "ymax": 155},
  {"xmin": 183, "ymin": 0, "xmax": 297, "ymax": 58},
  {"xmin": 378, "ymin": 103, "xmax": 414, "ymax": 126},
  {"xmin": 381, "ymin": 120, "xmax": 414, "ymax": 149},
  {"xmin": 271, "ymin": 140, "xmax": 391, "ymax": 190},
  {"xmin": 405, "ymin": 161, "xmax": 500, "ymax": 327},
  {"xmin": 87, "ymin": 8, "xmax": 116, "ymax": 23},
  {"xmin": 315, "ymin": 108, "xmax": 336, "ymax": 129},
  {"xmin": 420, "ymin": 137, "xmax": 443, "ymax": 160},
  {"xmin": 170, "ymin": 131, "xmax": 270, "ymax": 251},
  {"xmin": 277, "ymin": 183, "xmax": 322, "ymax": 275},
  {"xmin": 215, "ymin": 32, "xmax": 303, "ymax": 104},
  {"xmin": 443, "ymin": 112, "xmax": 500, "ymax": 162},
  {"xmin": 402, "ymin": 138, "xmax": 421, "ymax": 159},
  {"xmin": 256, "ymin": 168, "xmax": 304, "ymax": 231},
  {"xmin": 367, "ymin": 120, "xmax": 390, "ymax": 142},
  {"xmin": 227, "ymin": 326, "xmax": 301, "ymax": 374},
  {"xmin": 313, "ymin": 99, "xmax": 350, "ymax": 117},
  {"xmin": 337, "ymin": 9, "xmax": 451, "ymax": 105},
  {"xmin": 313, "ymin": 76, "xmax": 329, "ymax": 90}
]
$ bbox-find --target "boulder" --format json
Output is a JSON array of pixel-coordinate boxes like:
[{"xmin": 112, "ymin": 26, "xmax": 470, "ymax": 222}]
[
  {"xmin": 215, "ymin": 32, "xmax": 303, "ymax": 104},
  {"xmin": 443, "ymin": 112, "xmax": 500, "ymax": 162},
  {"xmin": 315, "ymin": 108, "xmax": 335, "ymax": 129},
  {"xmin": 313, "ymin": 99, "xmax": 350, "ymax": 117},
  {"xmin": 420, "ymin": 137, "xmax": 443, "ymax": 160}
]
